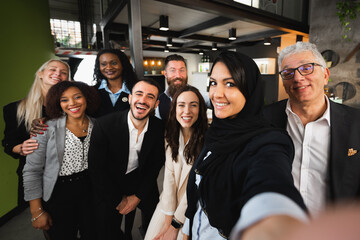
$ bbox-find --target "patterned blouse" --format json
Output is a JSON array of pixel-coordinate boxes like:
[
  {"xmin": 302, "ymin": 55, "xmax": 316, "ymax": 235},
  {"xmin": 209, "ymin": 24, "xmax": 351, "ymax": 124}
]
[{"xmin": 59, "ymin": 121, "xmax": 93, "ymax": 176}]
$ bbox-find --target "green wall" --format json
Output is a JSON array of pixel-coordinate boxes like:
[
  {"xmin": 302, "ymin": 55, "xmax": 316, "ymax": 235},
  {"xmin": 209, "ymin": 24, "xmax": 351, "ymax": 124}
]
[{"xmin": 0, "ymin": 0, "xmax": 55, "ymax": 218}]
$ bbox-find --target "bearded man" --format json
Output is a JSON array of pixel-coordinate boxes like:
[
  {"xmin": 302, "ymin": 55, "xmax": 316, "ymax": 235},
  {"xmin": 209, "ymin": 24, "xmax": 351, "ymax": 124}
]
[{"xmin": 155, "ymin": 54, "xmax": 188, "ymax": 121}]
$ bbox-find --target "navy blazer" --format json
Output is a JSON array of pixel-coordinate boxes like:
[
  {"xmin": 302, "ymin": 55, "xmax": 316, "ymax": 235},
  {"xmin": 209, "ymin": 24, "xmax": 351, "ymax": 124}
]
[
  {"xmin": 263, "ymin": 99, "xmax": 360, "ymax": 203},
  {"xmin": 88, "ymin": 110, "xmax": 165, "ymax": 210}
]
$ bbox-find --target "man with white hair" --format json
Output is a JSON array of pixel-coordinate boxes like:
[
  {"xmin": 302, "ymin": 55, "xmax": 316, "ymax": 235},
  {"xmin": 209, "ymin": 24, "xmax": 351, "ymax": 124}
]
[{"xmin": 263, "ymin": 42, "xmax": 360, "ymax": 215}]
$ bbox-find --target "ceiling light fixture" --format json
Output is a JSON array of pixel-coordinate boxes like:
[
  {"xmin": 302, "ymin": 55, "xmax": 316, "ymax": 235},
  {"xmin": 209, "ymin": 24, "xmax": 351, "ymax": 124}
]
[
  {"xmin": 166, "ymin": 37, "xmax": 173, "ymax": 47},
  {"xmin": 164, "ymin": 46, "xmax": 169, "ymax": 52},
  {"xmin": 212, "ymin": 43, "xmax": 217, "ymax": 51},
  {"xmin": 159, "ymin": 15, "xmax": 169, "ymax": 31},
  {"xmin": 229, "ymin": 28, "xmax": 236, "ymax": 40},
  {"xmin": 199, "ymin": 50, "xmax": 204, "ymax": 55},
  {"xmin": 264, "ymin": 37, "xmax": 271, "ymax": 46}
]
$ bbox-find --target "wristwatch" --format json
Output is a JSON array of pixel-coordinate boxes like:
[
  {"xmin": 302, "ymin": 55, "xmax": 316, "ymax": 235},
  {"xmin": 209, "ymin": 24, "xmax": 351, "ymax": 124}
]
[{"xmin": 171, "ymin": 218, "xmax": 183, "ymax": 229}]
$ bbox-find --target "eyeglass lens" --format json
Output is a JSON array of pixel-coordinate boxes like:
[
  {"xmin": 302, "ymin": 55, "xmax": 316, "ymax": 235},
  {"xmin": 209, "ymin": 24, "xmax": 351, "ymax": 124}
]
[{"xmin": 281, "ymin": 63, "xmax": 314, "ymax": 80}]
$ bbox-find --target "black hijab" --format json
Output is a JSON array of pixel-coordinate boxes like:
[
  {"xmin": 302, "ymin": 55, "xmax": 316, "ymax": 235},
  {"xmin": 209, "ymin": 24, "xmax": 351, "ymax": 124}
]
[
  {"xmin": 190, "ymin": 51, "xmax": 286, "ymax": 238},
  {"xmin": 203, "ymin": 51, "xmax": 274, "ymax": 156}
]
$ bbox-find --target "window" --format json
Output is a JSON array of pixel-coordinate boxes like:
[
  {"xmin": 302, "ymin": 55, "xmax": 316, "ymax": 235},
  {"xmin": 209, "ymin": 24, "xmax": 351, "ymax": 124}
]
[{"xmin": 50, "ymin": 19, "xmax": 82, "ymax": 48}]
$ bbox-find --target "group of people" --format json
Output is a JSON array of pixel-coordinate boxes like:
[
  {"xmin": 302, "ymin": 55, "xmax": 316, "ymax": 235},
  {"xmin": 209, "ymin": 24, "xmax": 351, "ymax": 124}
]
[{"xmin": 2, "ymin": 41, "xmax": 360, "ymax": 240}]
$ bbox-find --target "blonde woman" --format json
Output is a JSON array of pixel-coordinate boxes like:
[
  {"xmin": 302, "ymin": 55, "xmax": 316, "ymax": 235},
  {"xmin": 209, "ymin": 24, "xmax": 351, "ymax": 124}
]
[{"xmin": 2, "ymin": 59, "xmax": 70, "ymax": 210}]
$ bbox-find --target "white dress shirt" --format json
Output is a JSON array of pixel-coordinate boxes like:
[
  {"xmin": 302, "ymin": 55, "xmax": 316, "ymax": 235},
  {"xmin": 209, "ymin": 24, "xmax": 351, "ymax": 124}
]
[
  {"xmin": 126, "ymin": 112, "xmax": 149, "ymax": 174},
  {"xmin": 286, "ymin": 97, "xmax": 331, "ymax": 215}
]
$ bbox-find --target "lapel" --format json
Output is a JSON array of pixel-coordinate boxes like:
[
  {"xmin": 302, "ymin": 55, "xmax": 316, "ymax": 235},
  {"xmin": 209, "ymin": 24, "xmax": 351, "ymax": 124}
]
[
  {"xmin": 178, "ymin": 160, "xmax": 192, "ymax": 191},
  {"xmin": 177, "ymin": 131, "xmax": 192, "ymax": 189},
  {"xmin": 137, "ymin": 117, "xmax": 153, "ymax": 167},
  {"xmin": 328, "ymin": 101, "xmax": 349, "ymax": 199},
  {"xmin": 55, "ymin": 116, "xmax": 67, "ymax": 167},
  {"xmin": 118, "ymin": 111, "xmax": 130, "ymax": 172},
  {"xmin": 275, "ymin": 100, "xmax": 288, "ymax": 129},
  {"xmin": 263, "ymin": 99, "xmax": 288, "ymax": 129}
]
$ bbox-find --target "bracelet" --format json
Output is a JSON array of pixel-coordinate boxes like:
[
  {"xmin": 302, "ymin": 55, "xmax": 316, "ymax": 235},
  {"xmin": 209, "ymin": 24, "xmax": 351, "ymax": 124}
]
[
  {"xmin": 19, "ymin": 145, "xmax": 24, "ymax": 155},
  {"xmin": 31, "ymin": 211, "xmax": 45, "ymax": 222},
  {"xmin": 171, "ymin": 218, "xmax": 183, "ymax": 229},
  {"xmin": 31, "ymin": 207, "xmax": 43, "ymax": 214}
]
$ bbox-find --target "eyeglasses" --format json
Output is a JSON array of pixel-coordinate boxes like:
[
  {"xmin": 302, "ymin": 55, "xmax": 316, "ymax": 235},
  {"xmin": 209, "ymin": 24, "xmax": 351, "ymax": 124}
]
[{"xmin": 279, "ymin": 63, "xmax": 323, "ymax": 80}]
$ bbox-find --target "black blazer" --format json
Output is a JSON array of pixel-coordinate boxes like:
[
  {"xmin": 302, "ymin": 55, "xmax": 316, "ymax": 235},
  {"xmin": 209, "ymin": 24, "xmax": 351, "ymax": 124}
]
[
  {"xmin": 2, "ymin": 101, "xmax": 28, "ymax": 159},
  {"xmin": 92, "ymin": 87, "xmax": 130, "ymax": 117},
  {"xmin": 263, "ymin": 99, "xmax": 360, "ymax": 203},
  {"xmin": 2, "ymin": 101, "xmax": 29, "ymax": 175},
  {"xmin": 88, "ymin": 110, "xmax": 165, "ymax": 210},
  {"xmin": 185, "ymin": 130, "xmax": 306, "ymax": 238}
]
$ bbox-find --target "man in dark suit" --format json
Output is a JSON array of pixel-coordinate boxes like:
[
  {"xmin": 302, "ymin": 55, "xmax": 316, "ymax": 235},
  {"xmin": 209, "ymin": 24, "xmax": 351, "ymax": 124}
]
[
  {"xmin": 155, "ymin": 54, "xmax": 188, "ymax": 121},
  {"xmin": 88, "ymin": 79, "xmax": 165, "ymax": 240},
  {"xmin": 264, "ymin": 42, "xmax": 360, "ymax": 215}
]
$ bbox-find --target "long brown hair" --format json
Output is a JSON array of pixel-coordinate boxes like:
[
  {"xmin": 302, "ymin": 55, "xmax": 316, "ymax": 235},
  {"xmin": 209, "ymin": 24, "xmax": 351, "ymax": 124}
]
[{"xmin": 165, "ymin": 86, "xmax": 208, "ymax": 164}]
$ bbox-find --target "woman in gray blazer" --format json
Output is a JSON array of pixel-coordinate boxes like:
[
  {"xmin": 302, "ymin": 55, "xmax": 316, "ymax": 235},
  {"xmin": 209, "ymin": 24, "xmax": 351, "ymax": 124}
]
[{"xmin": 23, "ymin": 81, "xmax": 99, "ymax": 240}]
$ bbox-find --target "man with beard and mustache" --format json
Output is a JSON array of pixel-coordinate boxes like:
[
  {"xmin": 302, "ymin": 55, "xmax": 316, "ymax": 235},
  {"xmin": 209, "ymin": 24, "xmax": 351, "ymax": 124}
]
[
  {"xmin": 89, "ymin": 79, "xmax": 165, "ymax": 240},
  {"xmin": 155, "ymin": 54, "xmax": 188, "ymax": 121}
]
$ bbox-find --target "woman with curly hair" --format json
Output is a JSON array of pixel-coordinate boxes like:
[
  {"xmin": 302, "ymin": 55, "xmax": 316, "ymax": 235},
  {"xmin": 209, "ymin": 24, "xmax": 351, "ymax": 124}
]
[
  {"xmin": 23, "ymin": 81, "xmax": 99, "ymax": 240},
  {"xmin": 145, "ymin": 85, "xmax": 208, "ymax": 240},
  {"xmin": 93, "ymin": 48, "xmax": 138, "ymax": 117}
]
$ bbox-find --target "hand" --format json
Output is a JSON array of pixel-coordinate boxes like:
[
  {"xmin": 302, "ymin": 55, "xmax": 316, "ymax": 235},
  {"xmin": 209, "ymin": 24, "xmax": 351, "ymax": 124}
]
[
  {"xmin": 162, "ymin": 225, "xmax": 179, "ymax": 240},
  {"xmin": 153, "ymin": 215, "xmax": 172, "ymax": 240},
  {"xmin": 241, "ymin": 215, "xmax": 305, "ymax": 240},
  {"xmin": 32, "ymin": 211, "xmax": 53, "ymax": 231},
  {"xmin": 116, "ymin": 195, "xmax": 141, "ymax": 215},
  {"xmin": 183, "ymin": 234, "xmax": 189, "ymax": 240},
  {"xmin": 116, "ymin": 196, "xmax": 128, "ymax": 214},
  {"xmin": 20, "ymin": 138, "xmax": 39, "ymax": 156},
  {"xmin": 30, "ymin": 118, "xmax": 47, "ymax": 137}
]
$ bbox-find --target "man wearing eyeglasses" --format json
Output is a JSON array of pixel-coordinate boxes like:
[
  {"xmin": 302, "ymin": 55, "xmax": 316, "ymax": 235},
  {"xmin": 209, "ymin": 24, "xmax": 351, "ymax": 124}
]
[{"xmin": 263, "ymin": 42, "xmax": 360, "ymax": 216}]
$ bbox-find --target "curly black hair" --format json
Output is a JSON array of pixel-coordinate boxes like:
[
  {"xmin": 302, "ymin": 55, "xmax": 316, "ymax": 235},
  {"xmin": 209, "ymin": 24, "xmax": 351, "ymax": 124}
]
[
  {"xmin": 46, "ymin": 81, "xmax": 99, "ymax": 120},
  {"xmin": 93, "ymin": 49, "xmax": 138, "ymax": 92}
]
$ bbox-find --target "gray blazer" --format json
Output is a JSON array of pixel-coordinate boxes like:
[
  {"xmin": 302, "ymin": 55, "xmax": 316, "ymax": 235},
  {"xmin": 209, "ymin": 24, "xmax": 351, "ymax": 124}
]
[{"xmin": 23, "ymin": 115, "xmax": 94, "ymax": 202}]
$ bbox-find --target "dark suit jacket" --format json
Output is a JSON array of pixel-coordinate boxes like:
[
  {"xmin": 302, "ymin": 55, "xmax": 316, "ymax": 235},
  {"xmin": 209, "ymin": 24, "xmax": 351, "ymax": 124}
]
[
  {"xmin": 2, "ymin": 101, "xmax": 28, "ymax": 162},
  {"xmin": 92, "ymin": 87, "xmax": 130, "ymax": 117},
  {"xmin": 263, "ymin": 99, "xmax": 360, "ymax": 203},
  {"xmin": 88, "ymin": 110, "xmax": 165, "ymax": 211}
]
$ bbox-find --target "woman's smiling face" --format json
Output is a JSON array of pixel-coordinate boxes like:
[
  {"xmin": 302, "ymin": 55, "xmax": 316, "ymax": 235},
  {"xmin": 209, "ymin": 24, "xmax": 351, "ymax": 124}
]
[
  {"xmin": 176, "ymin": 91, "xmax": 200, "ymax": 129},
  {"xmin": 209, "ymin": 62, "xmax": 246, "ymax": 119},
  {"xmin": 60, "ymin": 87, "xmax": 87, "ymax": 119}
]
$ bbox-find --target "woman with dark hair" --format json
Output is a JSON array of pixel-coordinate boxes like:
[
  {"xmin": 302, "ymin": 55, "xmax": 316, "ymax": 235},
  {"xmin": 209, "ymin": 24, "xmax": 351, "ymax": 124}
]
[
  {"xmin": 183, "ymin": 52, "xmax": 308, "ymax": 240},
  {"xmin": 145, "ymin": 86, "xmax": 208, "ymax": 240},
  {"xmin": 23, "ymin": 81, "xmax": 98, "ymax": 240},
  {"xmin": 93, "ymin": 48, "xmax": 138, "ymax": 117}
]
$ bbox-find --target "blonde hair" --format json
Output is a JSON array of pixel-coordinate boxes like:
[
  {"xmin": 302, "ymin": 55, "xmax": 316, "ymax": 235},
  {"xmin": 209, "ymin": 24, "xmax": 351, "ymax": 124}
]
[{"xmin": 16, "ymin": 59, "xmax": 71, "ymax": 131}]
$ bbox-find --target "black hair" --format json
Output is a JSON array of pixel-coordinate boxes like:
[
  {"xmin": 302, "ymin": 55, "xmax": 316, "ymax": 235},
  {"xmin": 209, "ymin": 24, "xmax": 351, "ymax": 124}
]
[
  {"xmin": 133, "ymin": 78, "xmax": 161, "ymax": 99},
  {"xmin": 93, "ymin": 49, "xmax": 138, "ymax": 91},
  {"xmin": 164, "ymin": 54, "xmax": 187, "ymax": 69},
  {"xmin": 210, "ymin": 51, "xmax": 249, "ymax": 99},
  {"xmin": 46, "ymin": 81, "xmax": 99, "ymax": 120}
]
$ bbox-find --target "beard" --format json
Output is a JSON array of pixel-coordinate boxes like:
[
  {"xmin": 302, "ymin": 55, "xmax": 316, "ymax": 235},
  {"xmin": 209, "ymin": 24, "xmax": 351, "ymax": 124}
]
[{"xmin": 167, "ymin": 78, "xmax": 187, "ymax": 97}]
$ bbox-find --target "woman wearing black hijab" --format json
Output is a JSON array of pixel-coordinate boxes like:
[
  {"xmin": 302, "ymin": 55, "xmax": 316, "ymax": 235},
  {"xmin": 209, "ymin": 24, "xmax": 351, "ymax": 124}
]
[{"xmin": 183, "ymin": 52, "xmax": 308, "ymax": 240}]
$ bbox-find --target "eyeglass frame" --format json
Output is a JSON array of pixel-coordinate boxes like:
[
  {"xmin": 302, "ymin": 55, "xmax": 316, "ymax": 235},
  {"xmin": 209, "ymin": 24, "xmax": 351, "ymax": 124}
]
[{"xmin": 279, "ymin": 63, "xmax": 323, "ymax": 80}]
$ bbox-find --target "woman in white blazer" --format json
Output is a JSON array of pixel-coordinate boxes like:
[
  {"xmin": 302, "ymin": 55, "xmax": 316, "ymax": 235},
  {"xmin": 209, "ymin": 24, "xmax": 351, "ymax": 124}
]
[
  {"xmin": 23, "ymin": 81, "xmax": 99, "ymax": 240},
  {"xmin": 145, "ymin": 86, "xmax": 208, "ymax": 240}
]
